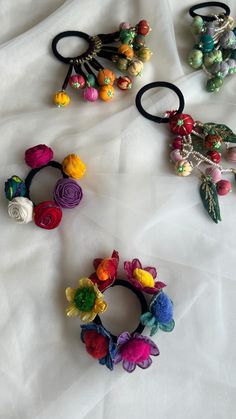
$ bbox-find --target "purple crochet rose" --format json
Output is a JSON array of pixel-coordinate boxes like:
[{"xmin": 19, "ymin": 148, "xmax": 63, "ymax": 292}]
[{"xmin": 53, "ymin": 178, "xmax": 83, "ymax": 208}]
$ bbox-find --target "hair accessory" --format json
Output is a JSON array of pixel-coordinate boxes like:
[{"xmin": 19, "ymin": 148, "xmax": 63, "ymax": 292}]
[
  {"xmin": 136, "ymin": 81, "xmax": 236, "ymax": 223},
  {"xmin": 65, "ymin": 250, "xmax": 174, "ymax": 372},
  {"xmin": 5, "ymin": 144, "xmax": 85, "ymax": 229},
  {"xmin": 188, "ymin": 2, "xmax": 236, "ymax": 92},
  {"xmin": 51, "ymin": 20, "xmax": 152, "ymax": 107}
]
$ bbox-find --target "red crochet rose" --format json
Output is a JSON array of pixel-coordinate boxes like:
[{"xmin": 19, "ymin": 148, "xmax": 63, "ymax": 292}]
[
  {"xmin": 25, "ymin": 144, "xmax": 53, "ymax": 168},
  {"xmin": 34, "ymin": 200, "xmax": 62, "ymax": 230},
  {"xmin": 169, "ymin": 113, "xmax": 194, "ymax": 136}
]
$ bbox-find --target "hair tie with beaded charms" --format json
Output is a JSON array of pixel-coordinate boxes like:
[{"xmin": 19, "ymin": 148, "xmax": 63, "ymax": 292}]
[
  {"xmin": 5, "ymin": 145, "xmax": 86, "ymax": 229},
  {"xmin": 65, "ymin": 250, "xmax": 175, "ymax": 372},
  {"xmin": 136, "ymin": 81, "xmax": 236, "ymax": 223},
  {"xmin": 51, "ymin": 20, "xmax": 152, "ymax": 107},
  {"xmin": 187, "ymin": 2, "xmax": 236, "ymax": 92}
]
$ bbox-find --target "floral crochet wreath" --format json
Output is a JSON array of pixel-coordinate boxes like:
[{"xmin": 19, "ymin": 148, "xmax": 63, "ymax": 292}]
[
  {"xmin": 65, "ymin": 250, "xmax": 175, "ymax": 372},
  {"xmin": 136, "ymin": 81, "xmax": 236, "ymax": 223},
  {"xmin": 51, "ymin": 19, "xmax": 152, "ymax": 106},
  {"xmin": 5, "ymin": 145, "xmax": 86, "ymax": 230}
]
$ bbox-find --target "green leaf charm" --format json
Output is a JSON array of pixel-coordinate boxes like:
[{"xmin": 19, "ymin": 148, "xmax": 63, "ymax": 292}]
[
  {"xmin": 159, "ymin": 319, "xmax": 175, "ymax": 332},
  {"xmin": 200, "ymin": 177, "xmax": 221, "ymax": 223},
  {"xmin": 203, "ymin": 123, "xmax": 236, "ymax": 143}
]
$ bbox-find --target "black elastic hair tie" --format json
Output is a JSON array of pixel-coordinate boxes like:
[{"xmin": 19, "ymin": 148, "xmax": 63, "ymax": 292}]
[
  {"xmin": 94, "ymin": 279, "xmax": 148, "ymax": 343},
  {"xmin": 189, "ymin": 2, "xmax": 230, "ymax": 21},
  {"xmin": 24, "ymin": 161, "xmax": 68, "ymax": 203},
  {"xmin": 135, "ymin": 81, "xmax": 185, "ymax": 123}
]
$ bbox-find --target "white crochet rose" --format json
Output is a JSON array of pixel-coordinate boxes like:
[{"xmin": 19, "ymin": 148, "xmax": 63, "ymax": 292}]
[{"xmin": 8, "ymin": 197, "xmax": 33, "ymax": 224}]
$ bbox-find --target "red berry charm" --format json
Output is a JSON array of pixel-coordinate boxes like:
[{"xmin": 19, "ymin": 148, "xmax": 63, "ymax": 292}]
[
  {"xmin": 217, "ymin": 179, "xmax": 232, "ymax": 196},
  {"xmin": 172, "ymin": 136, "xmax": 183, "ymax": 150},
  {"xmin": 117, "ymin": 76, "xmax": 132, "ymax": 90},
  {"xmin": 169, "ymin": 113, "xmax": 194, "ymax": 136},
  {"xmin": 204, "ymin": 134, "xmax": 222, "ymax": 150},
  {"xmin": 137, "ymin": 20, "xmax": 150, "ymax": 36},
  {"xmin": 206, "ymin": 150, "xmax": 221, "ymax": 163}
]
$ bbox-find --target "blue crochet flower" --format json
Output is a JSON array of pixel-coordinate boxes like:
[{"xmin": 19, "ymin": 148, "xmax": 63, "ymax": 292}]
[
  {"xmin": 81, "ymin": 323, "xmax": 116, "ymax": 370},
  {"xmin": 140, "ymin": 291, "xmax": 175, "ymax": 336}
]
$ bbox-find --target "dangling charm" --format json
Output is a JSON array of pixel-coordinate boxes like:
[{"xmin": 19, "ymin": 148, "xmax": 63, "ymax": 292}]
[
  {"xmin": 51, "ymin": 20, "xmax": 152, "ymax": 106},
  {"xmin": 136, "ymin": 81, "xmax": 236, "ymax": 223},
  {"xmin": 188, "ymin": 2, "xmax": 236, "ymax": 92}
]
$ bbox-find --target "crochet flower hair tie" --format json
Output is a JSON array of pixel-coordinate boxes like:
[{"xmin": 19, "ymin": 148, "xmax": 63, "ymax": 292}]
[
  {"xmin": 51, "ymin": 19, "xmax": 152, "ymax": 106},
  {"xmin": 65, "ymin": 250, "xmax": 174, "ymax": 372},
  {"xmin": 5, "ymin": 145, "xmax": 86, "ymax": 229},
  {"xmin": 188, "ymin": 2, "xmax": 236, "ymax": 92},
  {"xmin": 136, "ymin": 81, "xmax": 236, "ymax": 223}
]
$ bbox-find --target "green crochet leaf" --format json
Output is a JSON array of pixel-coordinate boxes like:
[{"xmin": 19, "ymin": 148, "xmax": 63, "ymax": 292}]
[
  {"xmin": 191, "ymin": 134, "xmax": 205, "ymax": 152},
  {"xmin": 140, "ymin": 312, "xmax": 156, "ymax": 327},
  {"xmin": 200, "ymin": 177, "xmax": 221, "ymax": 223},
  {"xmin": 150, "ymin": 323, "xmax": 159, "ymax": 337},
  {"xmin": 159, "ymin": 319, "xmax": 175, "ymax": 332},
  {"xmin": 203, "ymin": 123, "xmax": 236, "ymax": 143}
]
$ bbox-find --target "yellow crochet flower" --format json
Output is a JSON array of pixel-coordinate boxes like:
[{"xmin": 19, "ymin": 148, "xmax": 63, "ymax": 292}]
[
  {"xmin": 65, "ymin": 278, "xmax": 107, "ymax": 322},
  {"xmin": 133, "ymin": 268, "xmax": 155, "ymax": 288},
  {"xmin": 62, "ymin": 154, "xmax": 86, "ymax": 179}
]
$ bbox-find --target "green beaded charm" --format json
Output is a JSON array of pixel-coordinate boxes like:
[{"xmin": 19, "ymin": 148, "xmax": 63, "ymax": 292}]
[
  {"xmin": 203, "ymin": 50, "xmax": 222, "ymax": 68},
  {"xmin": 206, "ymin": 77, "xmax": 224, "ymax": 92},
  {"xmin": 199, "ymin": 34, "xmax": 214, "ymax": 53},
  {"xmin": 190, "ymin": 16, "xmax": 204, "ymax": 35},
  {"xmin": 188, "ymin": 49, "xmax": 203, "ymax": 69}
]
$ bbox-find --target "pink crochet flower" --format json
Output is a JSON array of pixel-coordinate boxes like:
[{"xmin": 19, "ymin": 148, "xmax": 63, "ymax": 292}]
[
  {"xmin": 114, "ymin": 332, "xmax": 159, "ymax": 372},
  {"xmin": 124, "ymin": 258, "xmax": 166, "ymax": 294},
  {"xmin": 90, "ymin": 250, "xmax": 119, "ymax": 292}
]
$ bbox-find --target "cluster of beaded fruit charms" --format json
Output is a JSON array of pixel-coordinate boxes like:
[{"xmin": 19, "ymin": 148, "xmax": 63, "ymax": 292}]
[
  {"xmin": 65, "ymin": 250, "xmax": 174, "ymax": 372},
  {"xmin": 135, "ymin": 81, "xmax": 236, "ymax": 223},
  {"xmin": 188, "ymin": 2, "xmax": 236, "ymax": 92},
  {"xmin": 52, "ymin": 19, "xmax": 152, "ymax": 107},
  {"xmin": 169, "ymin": 113, "xmax": 236, "ymax": 223}
]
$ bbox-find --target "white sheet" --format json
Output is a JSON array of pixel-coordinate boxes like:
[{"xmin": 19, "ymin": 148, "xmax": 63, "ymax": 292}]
[{"xmin": 0, "ymin": 1, "xmax": 236, "ymax": 418}]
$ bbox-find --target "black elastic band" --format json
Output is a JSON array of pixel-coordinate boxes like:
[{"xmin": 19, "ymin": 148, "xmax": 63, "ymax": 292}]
[
  {"xmin": 51, "ymin": 31, "xmax": 94, "ymax": 64},
  {"xmin": 135, "ymin": 81, "xmax": 185, "ymax": 124},
  {"xmin": 189, "ymin": 2, "xmax": 230, "ymax": 21},
  {"xmin": 25, "ymin": 161, "xmax": 68, "ymax": 203},
  {"xmin": 94, "ymin": 279, "xmax": 148, "ymax": 343}
]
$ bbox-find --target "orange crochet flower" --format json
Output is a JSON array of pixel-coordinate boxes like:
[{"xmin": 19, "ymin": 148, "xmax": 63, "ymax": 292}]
[{"xmin": 90, "ymin": 250, "xmax": 119, "ymax": 292}]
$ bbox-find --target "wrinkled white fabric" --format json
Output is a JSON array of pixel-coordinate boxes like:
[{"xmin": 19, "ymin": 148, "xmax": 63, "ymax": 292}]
[{"xmin": 0, "ymin": 0, "xmax": 236, "ymax": 418}]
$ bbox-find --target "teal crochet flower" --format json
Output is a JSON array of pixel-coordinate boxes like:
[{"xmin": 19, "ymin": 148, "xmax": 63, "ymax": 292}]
[{"xmin": 5, "ymin": 176, "xmax": 26, "ymax": 200}]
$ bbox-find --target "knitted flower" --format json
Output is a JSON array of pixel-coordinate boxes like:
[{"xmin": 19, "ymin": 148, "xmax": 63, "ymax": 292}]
[
  {"xmin": 8, "ymin": 197, "xmax": 33, "ymax": 224},
  {"xmin": 25, "ymin": 144, "xmax": 53, "ymax": 168},
  {"xmin": 34, "ymin": 200, "xmax": 62, "ymax": 230},
  {"xmin": 141, "ymin": 291, "xmax": 175, "ymax": 336},
  {"xmin": 53, "ymin": 178, "xmax": 83, "ymax": 208},
  {"xmin": 114, "ymin": 332, "xmax": 159, "ymax": 372},
  {"xmin": 65, "ymin": 278, "xmax": 107, "ymax": 322},
  {"xmin": 62, "ymin": 154, "xmax": 86, "ymax": 180},
  {"xmin": 90, "ymin": 250, "xmax": 119, "ymax": 292},
  {"xmin": 124, "ymin": 258, "xmax": 166, "ymax": 294},
  {"xmin": 81, "ymin": 323, "xmax": 116, "ymax": 370},
  {"xmin": 5, "ymin": 176, "xmax": 26, "ymax": 200}
]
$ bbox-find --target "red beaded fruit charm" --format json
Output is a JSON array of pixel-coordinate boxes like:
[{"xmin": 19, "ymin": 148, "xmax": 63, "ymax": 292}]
[
  {"xmin": 172, "ymin": 136, "xmax": 183, "ymax": 150},
  {"xmin": 137, "ymin": 20, "xmax": 150, "ymax": 36},
  {"xmin": 69, "ymin": 74, "xmax": 85, "ymax": 89},
  {"xmin": 206, "ymin": 150, "xmax": 221, "ymax": 163},
  {"xmin": 217, "ymin": 179, "xmax": 232, "ymax": 196},
  {"xmin": 117, "ymin": 76, "xmax": 132, "ymax": 90},
  {"xmin": 204, "ymin": 134, "xmax": 222, "ymax": 150},
  {"xmin": 169, "ymin": 113, "xmax": 194, "ymax": 136}
]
